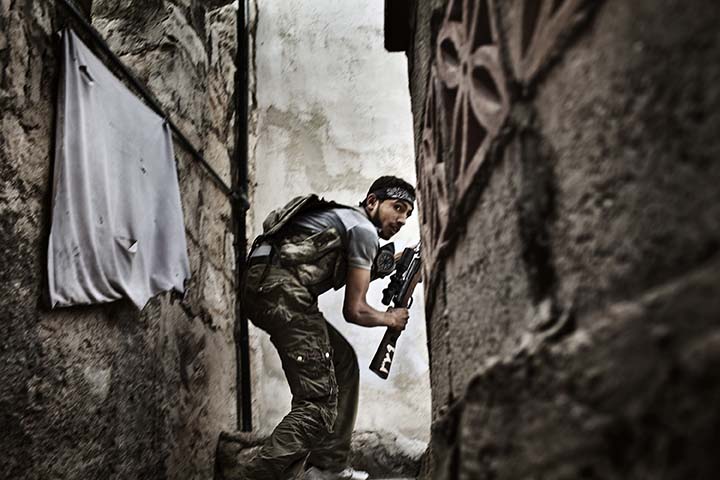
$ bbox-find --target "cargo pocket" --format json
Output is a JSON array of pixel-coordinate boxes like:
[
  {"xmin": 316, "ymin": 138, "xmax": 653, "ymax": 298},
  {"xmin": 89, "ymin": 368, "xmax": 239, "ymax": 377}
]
[
  {"xmin": 287, "ymin": 347, "xmax": 335, "ymax": 398},
  {"xmin": 286, "ymin": 345, "xmax": 338, "ymax": 432}
]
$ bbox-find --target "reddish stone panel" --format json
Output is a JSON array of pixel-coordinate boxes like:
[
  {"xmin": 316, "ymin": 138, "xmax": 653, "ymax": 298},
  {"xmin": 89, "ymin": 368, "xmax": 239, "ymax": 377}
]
[
  {"xmin": 506, "ymin": 0, "xmax": 598, "ymax": 85},
  {"xmin": 435, "ymin": 0, "xmax": 510, "ymax": 209},
  {"xmin": 418, "ymin": 67, "xmax": 450, "ymax": 286}
]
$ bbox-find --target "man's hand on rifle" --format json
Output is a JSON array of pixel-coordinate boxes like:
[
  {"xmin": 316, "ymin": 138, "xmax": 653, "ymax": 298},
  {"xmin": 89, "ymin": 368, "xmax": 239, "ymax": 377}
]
[
  {"xmin": 370, "ymin": 243, "xmax": 421, "ymax": 379},
  {"xmin": 385, "ymin": 307, "xmax": 409, "ymax": 332}
]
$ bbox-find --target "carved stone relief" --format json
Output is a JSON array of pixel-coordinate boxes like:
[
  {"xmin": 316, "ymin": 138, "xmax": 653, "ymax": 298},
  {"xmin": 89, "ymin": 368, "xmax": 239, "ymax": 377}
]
[
  {"xmin": 505, "ymin": 0, "xmax": 597, "ymax": 85},
  {"xmin": 435, "ymin": 0, "xmax": 510, "ymax": 204},
  {"xmin": 418, "ymin": 67, "xmax": 449, "ymax": 281},
  {"xmin": 417, "ymin": 0, "xmax": 600, "ymax": 302}
]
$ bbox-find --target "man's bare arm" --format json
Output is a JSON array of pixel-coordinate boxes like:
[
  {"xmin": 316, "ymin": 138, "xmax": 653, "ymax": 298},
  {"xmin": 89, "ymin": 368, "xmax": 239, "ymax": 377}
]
[{"xmin": 343, "ymin": 267, "xmax": 408, "ymax": 330}]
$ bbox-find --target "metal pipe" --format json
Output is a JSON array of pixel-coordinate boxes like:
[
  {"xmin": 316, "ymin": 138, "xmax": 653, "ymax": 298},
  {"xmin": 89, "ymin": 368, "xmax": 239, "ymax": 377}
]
[{"xmin": 233, "ymin": 0, "xmax": 253, "ymax": 432}]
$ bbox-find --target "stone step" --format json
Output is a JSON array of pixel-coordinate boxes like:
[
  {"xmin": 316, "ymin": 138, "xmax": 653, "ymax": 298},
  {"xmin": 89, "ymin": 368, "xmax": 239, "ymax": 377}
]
[{"xmin": 215, "ymin": 430, "xmax": 425, "ymax": 480}]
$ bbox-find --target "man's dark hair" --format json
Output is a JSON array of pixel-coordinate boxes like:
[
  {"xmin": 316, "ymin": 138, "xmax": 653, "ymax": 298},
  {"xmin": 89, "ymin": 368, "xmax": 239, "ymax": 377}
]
[{"xmin": 359, "ymin": 175, "xmax": 416, "ymax": 207}]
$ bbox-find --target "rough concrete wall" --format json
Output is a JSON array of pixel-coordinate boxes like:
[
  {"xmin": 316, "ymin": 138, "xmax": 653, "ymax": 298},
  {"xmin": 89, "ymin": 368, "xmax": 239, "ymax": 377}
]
[
  {"xmin": 405, "ymin": 0, "xmax": 720, "ymax": 478},
  {"xmin": 0, "ymin": 1, "xmax": 238, "ymax": 478},
  {"xmin": 247, "ymin": 0, "xmax": 430, "ymax": 444}
]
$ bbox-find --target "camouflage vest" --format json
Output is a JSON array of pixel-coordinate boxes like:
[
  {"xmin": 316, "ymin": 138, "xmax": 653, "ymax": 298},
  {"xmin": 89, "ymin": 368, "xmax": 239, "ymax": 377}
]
[{"xmin": 254, "ymin": 194, "xmax": 355, "ymax": 296}]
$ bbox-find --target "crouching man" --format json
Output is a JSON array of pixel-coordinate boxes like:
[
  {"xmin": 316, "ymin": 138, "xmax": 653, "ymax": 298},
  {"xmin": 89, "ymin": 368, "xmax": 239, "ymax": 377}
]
[{"xmin": 240, "ymin": 176, "xmax": 415, "ymax": 480}]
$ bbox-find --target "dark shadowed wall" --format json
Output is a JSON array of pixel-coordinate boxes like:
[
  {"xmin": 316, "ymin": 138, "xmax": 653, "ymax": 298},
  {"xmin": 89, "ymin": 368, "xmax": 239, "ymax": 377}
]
[
  {"xmin": 394, "ymin": 0, "xmax": 720, "ymax": 478},
  {"xmin": 1, "ymin": 1, "xmax": 238, "ymax": 478}
]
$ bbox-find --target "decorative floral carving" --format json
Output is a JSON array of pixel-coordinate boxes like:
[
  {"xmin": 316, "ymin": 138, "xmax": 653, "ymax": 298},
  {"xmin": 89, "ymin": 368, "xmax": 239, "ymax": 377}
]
[
  {"xmin": 436, "ymin": 0, "xmax": 510, "ymax": 204},
  {"xmin": 508, "ymin": 0, "xmax": 595, "ymax": 85},
  {"xmin": 418, "ymin": 67, "xmax": 449, "ymax": 281},
  {"xmin": 418, "ymin": 0, "xmax": 597, "ymax": 298}
]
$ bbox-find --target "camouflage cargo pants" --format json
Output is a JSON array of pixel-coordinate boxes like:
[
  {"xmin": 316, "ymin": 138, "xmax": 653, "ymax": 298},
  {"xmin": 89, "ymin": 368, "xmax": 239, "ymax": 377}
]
[{"xmin": 240, "ymin": 263, "xmax": 360, "ymax": 480}]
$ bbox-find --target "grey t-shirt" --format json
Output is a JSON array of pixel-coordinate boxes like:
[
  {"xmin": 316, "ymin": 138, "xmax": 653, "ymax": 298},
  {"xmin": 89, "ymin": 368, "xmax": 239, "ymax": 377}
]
[{"xmin": 292, "ymin": 206, "xmax": 379, "ymax": 270}]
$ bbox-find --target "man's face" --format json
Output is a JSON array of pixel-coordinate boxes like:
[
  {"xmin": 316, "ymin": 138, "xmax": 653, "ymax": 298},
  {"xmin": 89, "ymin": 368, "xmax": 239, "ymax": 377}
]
[{"xmin": 367, "ymin": 196, "xmax": 413, "ymax": 240}]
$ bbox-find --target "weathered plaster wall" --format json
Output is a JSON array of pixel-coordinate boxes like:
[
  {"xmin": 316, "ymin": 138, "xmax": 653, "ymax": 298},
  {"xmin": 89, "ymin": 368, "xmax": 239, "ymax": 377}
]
[
  {"xmin": 0, "ymin": 1, "xmax": 238, "ymax": 478},
  {"xmin": 403, "ymin": 0, "xmax": 720, "ymax": 478},
  {"xmin": 248, "ymin": 0, "xmax": 431, "ymax": 444}
]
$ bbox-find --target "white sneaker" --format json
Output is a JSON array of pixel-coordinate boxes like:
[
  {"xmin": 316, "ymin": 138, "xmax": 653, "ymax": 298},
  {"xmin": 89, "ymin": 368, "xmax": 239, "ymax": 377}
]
[
  {"xmin": 304, "ymin": 466, "xmax": 369, "ymax": 480},
  {"xmin": 337, "ymin": 467, "xmax": 369, "ymax": 480}
]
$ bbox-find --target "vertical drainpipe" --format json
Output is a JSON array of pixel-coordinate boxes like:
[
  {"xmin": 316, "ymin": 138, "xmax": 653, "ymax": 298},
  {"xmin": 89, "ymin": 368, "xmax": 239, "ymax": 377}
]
[{"xmin": 233, "ymin": 0, "xmax": 252, "ymax": 432}]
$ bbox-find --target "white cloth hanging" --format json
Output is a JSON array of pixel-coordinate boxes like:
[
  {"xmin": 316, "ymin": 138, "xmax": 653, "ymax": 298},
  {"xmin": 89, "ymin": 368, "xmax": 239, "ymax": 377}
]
[{"xmin": 48, "ymin": 29, "xmax": 191, "ymax": 309}]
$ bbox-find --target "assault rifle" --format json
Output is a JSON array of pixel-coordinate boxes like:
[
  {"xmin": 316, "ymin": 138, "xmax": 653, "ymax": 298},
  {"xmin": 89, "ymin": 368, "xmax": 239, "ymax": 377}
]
[{"xmin": 369, "ymin": 243, "xmax": 422, "ymax": 379}]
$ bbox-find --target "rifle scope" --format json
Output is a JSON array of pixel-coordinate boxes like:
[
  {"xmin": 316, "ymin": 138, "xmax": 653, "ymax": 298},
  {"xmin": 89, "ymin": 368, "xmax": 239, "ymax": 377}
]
[{"xmin": 381, "ymin": 247, "xmax": 415, "ymax": 305}]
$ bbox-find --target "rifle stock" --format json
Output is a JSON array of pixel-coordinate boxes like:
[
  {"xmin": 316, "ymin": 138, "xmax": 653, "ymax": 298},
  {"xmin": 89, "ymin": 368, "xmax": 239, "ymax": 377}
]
[
  {"xmin": 369, "ymin": 249, "xmax": 422, "ymax": 379},
  {"xmin": 369, "ymin": 327, "xmax": 401, "ymax": 379}
]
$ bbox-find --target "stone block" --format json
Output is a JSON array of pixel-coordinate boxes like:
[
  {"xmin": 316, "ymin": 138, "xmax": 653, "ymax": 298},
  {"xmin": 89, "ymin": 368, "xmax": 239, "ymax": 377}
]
[
  {"xmin": 162, "ymin": 297, "xmax": 235, "ymax": 479},
  {"xmin": 349, "ymin": 430, "xmax": 425, "ymax": 478},
  {"xmin": 206, "ymin": 4, "xmax": 237, "ymax": 138},
  {"xmin": 426, "ymin": 288, "xmax": 452, "ymax": 419},
  {"xmin": 443, "ymin": 152, "xmax": 533, "ymax": 397},
  {"xmin": 203, "ymin": 131, "xmax": 232, "ymax": 186},
  {"xmin": 201, "ymin": 258, "xmax": 234, "ymax": 331},
  {"xmin": 199, "ymin": 184, "xmax": 233, "ymax": 270},
  {"xmin": 225, "ymin": 230, "xmax": 237, "ymax": 273},
  {"xmin": 185, "ymin": 234, "xmax": 203, "ymax": 283},
  {"xmin": 177, "ymin": 149, "xmax": 203, "ymax": 243},
  {"xmin": 430, "ymin": 256, "xmax": 720, "ymax": 479},
  {"xmin": 95, "ymin": 1, "xmax": 209, "ymax": 140},
  {"xmin": 532, "ymin": 0, "xmax": 720, "ymax": 314},
  {"xmin": 215, "ymin": 430, "xmax": 425, "ymax": 480}
]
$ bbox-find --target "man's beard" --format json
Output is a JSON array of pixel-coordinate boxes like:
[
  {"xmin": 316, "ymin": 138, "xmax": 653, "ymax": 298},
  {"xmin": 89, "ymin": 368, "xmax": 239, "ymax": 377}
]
[
  {"xmin": 370, "ymin": 207, "xmax": 381, "ymax": 228},
  {"xmin": 370, "ymin": 208, "xmax": 388, "ymax": 239}
]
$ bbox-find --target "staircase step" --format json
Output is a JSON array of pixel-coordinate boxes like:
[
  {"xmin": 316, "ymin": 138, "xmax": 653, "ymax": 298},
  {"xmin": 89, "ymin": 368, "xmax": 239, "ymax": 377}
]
[{"xmin": 215, "ymin": 430, "xmax": 426, "ymax": 480}]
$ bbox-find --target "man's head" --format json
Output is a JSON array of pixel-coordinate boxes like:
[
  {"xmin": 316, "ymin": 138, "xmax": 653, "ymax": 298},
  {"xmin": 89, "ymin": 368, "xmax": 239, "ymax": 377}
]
[{"xmin": 360, "ymin": 176, "xmax": 415, "ymax": 240}]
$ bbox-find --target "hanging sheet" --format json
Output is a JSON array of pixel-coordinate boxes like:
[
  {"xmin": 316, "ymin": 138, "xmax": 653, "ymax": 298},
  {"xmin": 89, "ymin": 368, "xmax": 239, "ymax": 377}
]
[{"xmin": 48, "ymin": 29, "xmax": 191, "ymax": 310}]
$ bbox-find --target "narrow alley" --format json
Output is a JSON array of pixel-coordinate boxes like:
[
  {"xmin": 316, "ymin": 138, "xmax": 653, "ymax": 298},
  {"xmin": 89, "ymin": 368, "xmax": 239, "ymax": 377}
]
[{"xmin": 2, "ymin": 1, "xmax": 720, "ymax": 479}]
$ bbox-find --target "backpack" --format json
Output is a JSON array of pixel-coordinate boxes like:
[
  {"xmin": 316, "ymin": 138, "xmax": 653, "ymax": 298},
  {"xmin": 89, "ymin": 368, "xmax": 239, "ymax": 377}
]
[
  {"xmin": 253, "ymin": 194, "xmax": 353, "ymax": 248},
  {"xmin": 251, "ymin": 194, "xmax": 394, "ymax": 292}
]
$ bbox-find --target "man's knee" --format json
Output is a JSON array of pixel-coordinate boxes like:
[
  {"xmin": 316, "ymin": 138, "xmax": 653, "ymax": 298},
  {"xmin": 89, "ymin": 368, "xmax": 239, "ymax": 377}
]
[
  {"xmin": 300, "ymin": 396, "xmax": 338, "ymax": 440},
  {"xmin": 283, "ymin": 347, "xmax": 339, "ymax": 437}
]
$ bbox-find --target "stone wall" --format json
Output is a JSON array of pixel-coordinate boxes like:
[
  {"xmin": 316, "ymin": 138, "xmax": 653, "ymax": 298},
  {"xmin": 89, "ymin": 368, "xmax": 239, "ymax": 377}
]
[
  {"xmin": 0, "ymin": 1, "xmax": 239, "ymax": 478},
  {"xmin": 400, "ymin": 0, "xmax": 720, "ymax": 477},
  {"xmin": 247, "ymin": 0, "xmax": 431, "ymax": 444}
]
